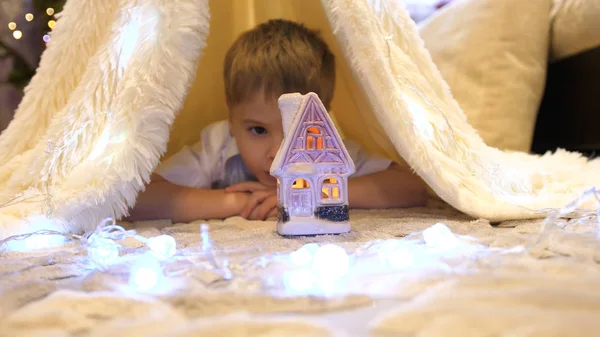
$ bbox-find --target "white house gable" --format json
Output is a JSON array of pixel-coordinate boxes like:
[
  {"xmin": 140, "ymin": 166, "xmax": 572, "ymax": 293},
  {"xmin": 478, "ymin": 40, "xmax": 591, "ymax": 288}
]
[{"xmin": 277, "ymin": 94, "xmax": 353, "ymax": 171}]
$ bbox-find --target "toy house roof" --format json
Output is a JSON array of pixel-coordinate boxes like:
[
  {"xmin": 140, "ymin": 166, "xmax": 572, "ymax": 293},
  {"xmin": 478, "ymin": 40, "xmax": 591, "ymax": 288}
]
[{"xmin": 270, "ymin": 92, "xmax": 355, "ymax": 177}]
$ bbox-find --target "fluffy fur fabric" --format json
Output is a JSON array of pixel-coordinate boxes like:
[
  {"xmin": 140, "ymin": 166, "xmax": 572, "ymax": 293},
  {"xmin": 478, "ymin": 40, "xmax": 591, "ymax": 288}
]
[
  {"xmin": 320, "ymin": 0, "xmax": 600, "ymax": 221},
  {"xmin": 0, "ymin": 0, "xmax": 597, "ymax": 240},
  {"xmin": 0, "ymin": 0, "xmax": 209, "ymax": 239}
]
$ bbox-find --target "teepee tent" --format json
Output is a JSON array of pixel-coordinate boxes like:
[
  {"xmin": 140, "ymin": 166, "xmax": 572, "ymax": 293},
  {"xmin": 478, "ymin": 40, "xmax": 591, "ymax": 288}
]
[{"xmin": 0, "ymin": 0, "xmax": 598, "ymax": 240}]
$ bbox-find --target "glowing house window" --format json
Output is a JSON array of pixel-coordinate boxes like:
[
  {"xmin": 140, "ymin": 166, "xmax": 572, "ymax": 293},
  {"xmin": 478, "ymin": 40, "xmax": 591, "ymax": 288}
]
[
  {"xmin": 292, "ymin": 178, "xmax": 310, "ymax": 189},
  {"xmin": 321, "ymin": 177, "xmax": 340, "ymax": 200},
  {"xmin": 306, "ymin": 127, "xmax": 323, "ymax": 150}
]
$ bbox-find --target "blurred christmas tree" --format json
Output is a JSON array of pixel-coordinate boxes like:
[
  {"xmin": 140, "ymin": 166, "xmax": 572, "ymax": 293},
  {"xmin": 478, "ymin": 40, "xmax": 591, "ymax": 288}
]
[
  {"xmin": 0, "ymin": 0, "xmax": 66, "ymax": 131},
  {"xmin": 0, "ymin": 0, "xmax": 66, "ymax": 90}
]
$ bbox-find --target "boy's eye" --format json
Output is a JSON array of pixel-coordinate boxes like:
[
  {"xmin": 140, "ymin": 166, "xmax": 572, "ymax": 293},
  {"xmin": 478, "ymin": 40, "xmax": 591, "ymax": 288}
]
[{"xmin": 249, "ymin": 126, "xmax": 268, "ymax": 135}]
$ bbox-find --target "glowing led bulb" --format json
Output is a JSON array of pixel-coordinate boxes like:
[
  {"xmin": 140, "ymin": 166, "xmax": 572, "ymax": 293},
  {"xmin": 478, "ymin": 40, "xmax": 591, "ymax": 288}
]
[
  {"xmin": 423, "ymin": 223, "xmax": 460, "ymax": 250},
  {"xmin": 46, "ymin": 8, "xmax": 55, "ymax": 16},
  {"xmin": 48, "ymin": 20, "xmax": 56, "ymax": 29},
  {"xmin": 12, "ymin": 30, "xmax": 22, "ymax": 40},
  {"xmin": 284, "ymin": 270, "xmax": 317, "ymax": 294},
  {"xmin": 379, "ymin": 240, "xmax": 414, "ymax": 268},
  {"xmin": 290, "ymin": 243, "xmax": 319, "ymax": 266},
  {"xmin": 302, "ymin": 243, "xmax": 320, "ymax": 254},
  {"xmin": 88, "ymin": 237, "xmax": 119, "ymax": 265},
  {"xmin": 290, "ymin": 249, "xmax": 312, "ymax": 266},
  {"xmin": 312, "ymin": 244, "xmax": 350, "ymax": 281},
  {"xmin": 8, "ymin": 22, "xmax": 16, "ymax": 30},
  {"xmin": 25, "ymin": 13, "xmax": 34, "ymax": 21},
  {"xmin": 130, "ymin": 256, "xmax": 163, "ymax": 291},
  {"xmin": 147, "ymin": 234, "xmax": 176, "ymax": 259},
  {"xmin": 43, "ymin": 35, "xmax": 50, "ymax": 43}
]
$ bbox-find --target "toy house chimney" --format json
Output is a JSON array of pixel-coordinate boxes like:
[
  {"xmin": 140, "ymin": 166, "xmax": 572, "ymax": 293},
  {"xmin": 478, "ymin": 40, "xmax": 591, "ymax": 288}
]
[{"xmin": 278, "ymin": 93, "xmax": 304, "ymax": 135}]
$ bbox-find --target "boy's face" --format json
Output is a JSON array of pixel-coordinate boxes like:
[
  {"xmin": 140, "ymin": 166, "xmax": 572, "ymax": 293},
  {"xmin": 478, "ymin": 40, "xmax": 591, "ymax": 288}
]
[{"xmin": 229, "ymin": 92, "xmax": 284, "ymax": 188}]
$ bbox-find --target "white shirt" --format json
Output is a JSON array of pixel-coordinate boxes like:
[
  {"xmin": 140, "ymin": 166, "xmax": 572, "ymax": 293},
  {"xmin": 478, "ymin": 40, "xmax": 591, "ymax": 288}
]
[{"xmin": 155, "ymin": 120, "xmax": 392, "ymax": 189}]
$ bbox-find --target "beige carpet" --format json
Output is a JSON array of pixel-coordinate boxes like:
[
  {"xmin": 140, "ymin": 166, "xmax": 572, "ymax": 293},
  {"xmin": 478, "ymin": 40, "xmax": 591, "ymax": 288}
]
[{"xmin": 1, "ymin": 200, "xmax": 599, "ymax": 336}]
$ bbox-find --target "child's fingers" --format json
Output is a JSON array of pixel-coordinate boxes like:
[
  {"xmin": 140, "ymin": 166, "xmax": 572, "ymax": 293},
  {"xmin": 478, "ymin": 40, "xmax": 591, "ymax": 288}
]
[
  {"xmin": 225, "ymin": 182, "xmax": 256, "ymax": 193},
  {"xmin": 241, "ymin": 190, "xmax": 271, "ymax": 218},
  {"xmin": 226, "ymin": 182, "xmax": 267, "ymax": 193},
  {"xmin": 266, "ymin": 207, "xmax": 277, "ymax": 219},
  {"xmin": 256, "ymin": 196, "xmax": 277, "ymax": 220},
  {"xmin": 247, "ymin": 207, "xmax": 261, "ymax": 220}
]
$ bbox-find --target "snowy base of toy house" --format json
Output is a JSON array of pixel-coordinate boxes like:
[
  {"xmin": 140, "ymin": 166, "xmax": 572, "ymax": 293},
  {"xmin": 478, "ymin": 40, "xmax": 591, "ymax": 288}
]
[{"xmin": 277, "ymin": 205, "xmax": 351, "ymax": 236}]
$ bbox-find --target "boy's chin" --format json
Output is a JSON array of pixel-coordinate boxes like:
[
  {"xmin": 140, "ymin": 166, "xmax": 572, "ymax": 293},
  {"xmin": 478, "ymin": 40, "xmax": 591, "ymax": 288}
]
[{"xmin": 258, "ymin": 173, "xmax": 277, "ymax": 187}]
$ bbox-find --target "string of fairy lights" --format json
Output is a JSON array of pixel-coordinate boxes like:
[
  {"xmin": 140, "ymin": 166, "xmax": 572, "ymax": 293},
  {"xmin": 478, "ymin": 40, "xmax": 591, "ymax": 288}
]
[
  {"xmin": 7, "ymin": 7, "xmax": 56, "ymax": 42},
  {"xmin": 0, "ymin": 218, "xmax": 234, "ymax": 292},
  {"xmin": 3, "ymin": 213, "xmax": 591, "ymax": 296},
  {"xmin": 0, "ymin": 216, "xmax": 486, "ymax": 294}
]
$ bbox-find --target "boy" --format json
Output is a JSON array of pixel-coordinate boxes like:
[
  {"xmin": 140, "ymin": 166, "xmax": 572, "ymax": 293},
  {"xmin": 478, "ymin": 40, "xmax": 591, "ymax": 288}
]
[{"xmin": 128, "ymin": 20, "xmax": 427, "ymax": 223}]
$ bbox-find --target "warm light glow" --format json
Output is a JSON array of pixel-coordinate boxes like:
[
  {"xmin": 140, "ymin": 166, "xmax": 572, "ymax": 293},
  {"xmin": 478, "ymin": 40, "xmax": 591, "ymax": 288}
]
[
  {"xmin": 321, "ymin": 177, "xmax": 340, "ymax": 200},
  {"xmin": 48, "ymin": 20, "xmax": 56, "ymax": 29},
  {"xmin": 321, "ymin": 187, "xmax": 340, "ymax": 200},
  {"xmin": 306, "ymin": 127, "xmax": 323, "ymax": 150},
  {"xmin": 25, "ymin": 13, "xmax": 34, "ymax": 21},
  {"xmin": 324, "ymin": 177, "xmax": 338, "ymax": 184},
  {"xmin": 8, "ymin": 22, "xmax": 16, "ymax": 30},
  {"xmin": 43, "ymin": 35, "xmax": 50, "ymax": 43},
  {"xmin": 292, "ymin": 178, "xmax": 310, "ymax": 189},
  {"xmin": 306, "ymin": 136, "xmax": 314, "ymax": 149},
  {"xmin": 306, "ymin": 136, "xmax": 324, "ymax": 150},
  {"xmin": 46, "ymin": 8, "xmax": 55, "ymax": 16},
  {"xmin": 12, "ymin": 30, "xmax": 22, "ymax": 40}
]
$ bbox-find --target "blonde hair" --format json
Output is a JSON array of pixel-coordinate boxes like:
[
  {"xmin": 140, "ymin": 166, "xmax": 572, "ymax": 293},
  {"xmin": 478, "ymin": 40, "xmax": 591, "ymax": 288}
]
[{"xmin": 224, "ymin": 19, "xmax": 335, "ymax": 109}]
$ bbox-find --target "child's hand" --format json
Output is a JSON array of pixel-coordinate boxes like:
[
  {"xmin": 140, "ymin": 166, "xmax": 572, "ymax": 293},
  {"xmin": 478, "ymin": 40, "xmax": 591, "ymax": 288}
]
[
  {"xmin": 225, "ymin": 182, "xmax": 278, "ymax": 220},
  {"xmin": 245, "ymin": 193, "xmax": 277, "ymax": 220}
]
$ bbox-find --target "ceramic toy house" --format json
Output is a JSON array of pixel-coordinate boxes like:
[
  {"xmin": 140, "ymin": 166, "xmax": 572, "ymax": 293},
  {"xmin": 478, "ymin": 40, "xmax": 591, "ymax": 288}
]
[{"xmin": 270, "ymin": 92, "xmax": 356, "ymax": 236}]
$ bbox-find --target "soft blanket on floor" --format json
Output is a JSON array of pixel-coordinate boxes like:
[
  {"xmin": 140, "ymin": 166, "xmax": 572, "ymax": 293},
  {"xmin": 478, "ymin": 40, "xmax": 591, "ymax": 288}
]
[
  {"xmin": 0, "ymin": 0, "xmax": 598, "ymax": 240},
  {"xmin": 1, "ymin": 205, "xmax": 599, "ymax": 336}
]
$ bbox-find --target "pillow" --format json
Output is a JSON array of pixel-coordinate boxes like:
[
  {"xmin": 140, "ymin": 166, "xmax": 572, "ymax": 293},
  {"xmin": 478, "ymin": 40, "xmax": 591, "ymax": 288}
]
[
  {"xmin": 418, "ymin": 0, "xmax": 551, "ymax": 152},
  {"xmin": 550, "ymin": 0, "xmax": 600, "ymax": 61}
]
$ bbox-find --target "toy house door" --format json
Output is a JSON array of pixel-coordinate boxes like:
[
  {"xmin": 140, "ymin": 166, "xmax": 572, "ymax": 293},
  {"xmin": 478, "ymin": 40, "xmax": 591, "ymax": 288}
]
[
  {"xmin": 291, "ymin": 190, "xmax": 312, "ymax": 216},
  {"xmin": 290, "ymin": 178, "xmax": 313, "ymax": 216}
]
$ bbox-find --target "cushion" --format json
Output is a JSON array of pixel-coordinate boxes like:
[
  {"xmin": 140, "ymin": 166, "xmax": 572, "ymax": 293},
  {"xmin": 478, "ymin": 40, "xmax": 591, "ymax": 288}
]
[{"xmin": 418, "ymin": 0, "xmax": 552, "ymax": 152}]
